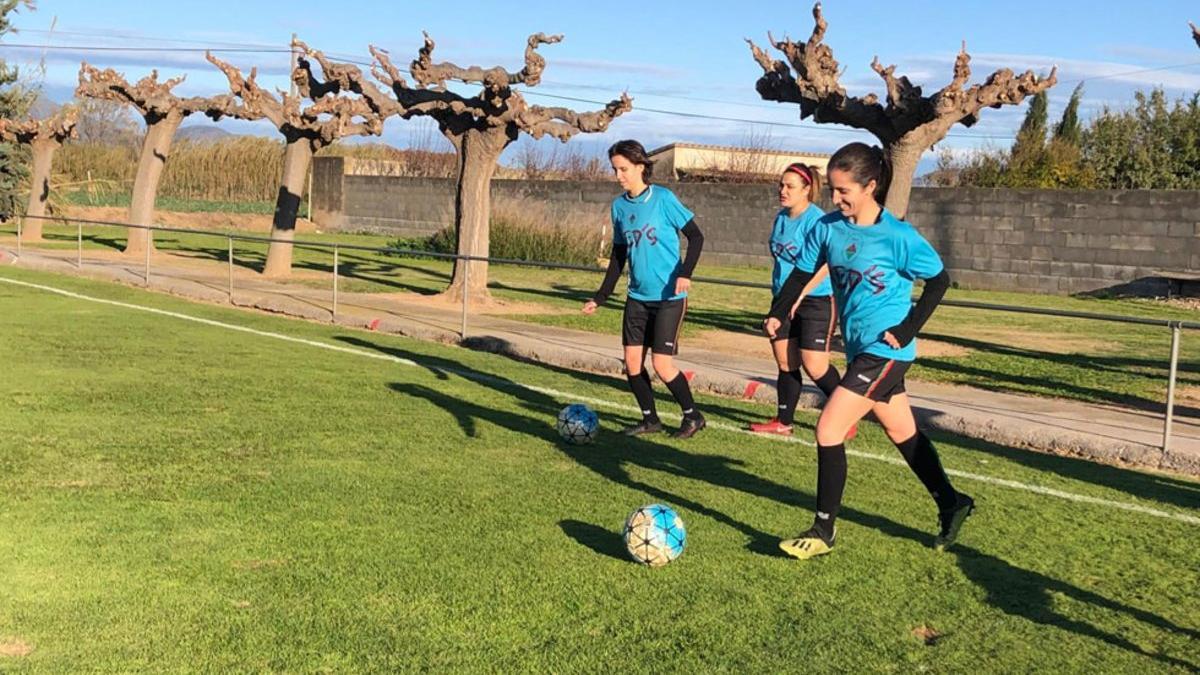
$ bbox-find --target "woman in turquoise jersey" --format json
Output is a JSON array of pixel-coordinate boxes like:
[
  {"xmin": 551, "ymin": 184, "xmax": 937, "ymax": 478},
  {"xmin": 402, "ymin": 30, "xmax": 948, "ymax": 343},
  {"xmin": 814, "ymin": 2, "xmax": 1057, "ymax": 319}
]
[
  {"xmin": 583, "ymin": 140, "xmax": 707, "ymax": 439},
  {"xmin": 764, "ymin": 143, "xmax": 973, "ymax": 560},
  {"xmin": 749, "ymin": 162, "xmax": 853, "ymax": 440}
]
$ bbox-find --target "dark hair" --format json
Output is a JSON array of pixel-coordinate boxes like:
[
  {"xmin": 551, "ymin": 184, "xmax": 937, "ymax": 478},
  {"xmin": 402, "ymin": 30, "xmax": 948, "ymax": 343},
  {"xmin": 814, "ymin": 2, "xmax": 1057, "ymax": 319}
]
[
  {"xmin": 608, "ymin": 139, "xmax": 654, "ymax": 180},
  {"xmin": 827, "ymin": 142, "xmax": 891, "ymax": 203},
  {"xmin": 782, "ymin": 162, "xmax": 822, "ymax": 203}
]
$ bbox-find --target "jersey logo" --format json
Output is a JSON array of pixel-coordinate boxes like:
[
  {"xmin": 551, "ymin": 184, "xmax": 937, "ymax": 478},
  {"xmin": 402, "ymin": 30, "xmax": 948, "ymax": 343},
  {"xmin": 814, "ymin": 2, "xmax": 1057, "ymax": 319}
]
[
  {"xmin": 770, "ymin": 241, "xmax": 799, "ymax": 260},
  {"xmin": 831, "ymin": 264, "xmax": 887, "ymax": 296},
  {"xmin": 624, "ymin": 224, "xmax": 658, "ymax": 247},
  {"xmin": 845, "ymin": 243, "xmax": 858, "ymax": 260},
  {"xmin": 628, "ymin": 212, "xmax": 637, "ymax": 224}
]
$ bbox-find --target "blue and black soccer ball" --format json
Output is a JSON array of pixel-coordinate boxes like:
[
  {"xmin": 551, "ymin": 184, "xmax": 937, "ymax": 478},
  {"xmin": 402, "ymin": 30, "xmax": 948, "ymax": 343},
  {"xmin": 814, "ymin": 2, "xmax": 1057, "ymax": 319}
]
[{"xmin": 557, "ymin": 403, "xmax": 599, "ymax": 445}]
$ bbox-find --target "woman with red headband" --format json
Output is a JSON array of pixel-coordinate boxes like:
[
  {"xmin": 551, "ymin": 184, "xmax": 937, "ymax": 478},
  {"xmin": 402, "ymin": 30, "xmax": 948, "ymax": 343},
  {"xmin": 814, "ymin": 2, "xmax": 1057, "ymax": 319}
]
[{"xmin": 749, "ymin": 162, "xmax": 853, "ymax": 439}]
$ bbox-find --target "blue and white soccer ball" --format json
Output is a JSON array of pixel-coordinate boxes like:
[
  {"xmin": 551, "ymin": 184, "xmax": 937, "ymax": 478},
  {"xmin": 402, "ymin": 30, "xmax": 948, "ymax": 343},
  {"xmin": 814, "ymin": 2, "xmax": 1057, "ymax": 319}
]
[
  {"xmin": 557, "ymin": 403, "xmax": 599, "ymax": 445},
  {"xmin": 623, "ymin": 503, "xmax": 687, "ymax": 567}
]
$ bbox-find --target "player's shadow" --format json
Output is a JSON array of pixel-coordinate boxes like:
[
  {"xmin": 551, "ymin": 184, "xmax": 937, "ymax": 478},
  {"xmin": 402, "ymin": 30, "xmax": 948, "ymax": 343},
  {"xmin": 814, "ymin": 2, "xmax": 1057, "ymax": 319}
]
[
  {"xmin": 388, "ymin": 379, "xmax": 795, "ymax": 556},
  {"xmin": 851, "ymin": 510, "xmax": 1199, "ymax": 670},
  {"xmin": 354, "ymin": 337, "xmax": 1196, "ymax": 669}
]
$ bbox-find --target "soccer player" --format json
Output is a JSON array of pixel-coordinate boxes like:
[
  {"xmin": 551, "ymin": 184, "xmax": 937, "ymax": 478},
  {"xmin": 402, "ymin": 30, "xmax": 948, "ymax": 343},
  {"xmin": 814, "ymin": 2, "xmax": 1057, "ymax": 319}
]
[
  {"xmin": 583, "ymin": 140, "xmax": 707, "ymax": 439},
  {"xmin": 749, "ymin": 162, "xmax": 854, "ymax": 440},
  {"xmin": 764, "ymin": 142, "xmax": 974, "ymax": 559}
]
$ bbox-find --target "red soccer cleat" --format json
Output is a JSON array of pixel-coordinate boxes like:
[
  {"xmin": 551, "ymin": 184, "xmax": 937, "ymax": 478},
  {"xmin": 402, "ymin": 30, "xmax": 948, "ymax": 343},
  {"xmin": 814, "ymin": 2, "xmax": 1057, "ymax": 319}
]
[{"xmin": 749, "ymin": 418, "xmax": 794, "ymax": 436}]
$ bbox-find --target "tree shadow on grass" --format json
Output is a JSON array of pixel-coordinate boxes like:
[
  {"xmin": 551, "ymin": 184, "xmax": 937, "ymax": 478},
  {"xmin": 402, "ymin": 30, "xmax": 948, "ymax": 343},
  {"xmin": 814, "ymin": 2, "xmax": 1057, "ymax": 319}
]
[
  {"xmin": 933, "ymin": 431, "xmax": 1200, "ymax": 512},
  {"xmin": 919, "ymin": 332, "xmax": 1200, "ymax": 418},
  {"xmin": 349, "ymin": 336, "xmax": 1197, "ymax": 670}
]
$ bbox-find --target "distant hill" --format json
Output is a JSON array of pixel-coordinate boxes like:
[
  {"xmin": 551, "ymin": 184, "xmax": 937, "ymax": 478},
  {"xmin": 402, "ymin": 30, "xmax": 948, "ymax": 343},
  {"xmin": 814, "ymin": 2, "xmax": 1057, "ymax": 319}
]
[
  {"xmin": 176, "ymin": 126, "xmax": 235, "ymax": 142},
  {"xmin": 27, "ymin": 93, "xmax": 61, "ymax": 120}
]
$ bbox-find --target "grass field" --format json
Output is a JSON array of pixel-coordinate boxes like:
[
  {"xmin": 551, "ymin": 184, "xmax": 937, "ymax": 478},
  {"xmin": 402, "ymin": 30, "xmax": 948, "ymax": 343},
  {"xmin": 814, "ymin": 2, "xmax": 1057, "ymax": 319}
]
[
  {"xmin": 12, "ymin": 219, "xmax": 1200, "ymax": 416},
  {"xmin": 0, "ymin": 266, "xmax": 1197, "ymax": 672}
]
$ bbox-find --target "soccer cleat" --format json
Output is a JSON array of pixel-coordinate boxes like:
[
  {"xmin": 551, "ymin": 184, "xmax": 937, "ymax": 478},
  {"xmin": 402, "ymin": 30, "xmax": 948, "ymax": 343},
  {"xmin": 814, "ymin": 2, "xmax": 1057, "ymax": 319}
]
[
  {"xmin": 622, "ymin": 419, "xmax": 664, "ymax": 436},
  {"xmin": 934, "ymin": 493, "xmax": 975, "ymax": 551},
  {"xmin": 779, "ymin": 527, "xmax": 835, "ymax": 560},
  {"xmin": 672, "ymin": 414, "xmax": 707, "ymax": 439},
  {"xmin": 844, "ymin": 423, "xmax": 859, "ymax": 442},
  {"xmin": 749, "ymin": 418, "xmax": 794, "ymax": 436}
]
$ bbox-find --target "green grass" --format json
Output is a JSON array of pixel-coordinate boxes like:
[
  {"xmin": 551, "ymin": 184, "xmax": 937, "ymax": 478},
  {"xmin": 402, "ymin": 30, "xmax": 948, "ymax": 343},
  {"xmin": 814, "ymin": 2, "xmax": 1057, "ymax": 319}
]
[
  {"xmin": 0, "ymin": 265, "xmax": 1197, "ymax": 672},
  {"xmin": 8, "ymin": 219, "xmax": 1200, "ymax": 413},
  {"xmin": 62, "ymin": 189, "xmax": 281, "ymax": 214}
]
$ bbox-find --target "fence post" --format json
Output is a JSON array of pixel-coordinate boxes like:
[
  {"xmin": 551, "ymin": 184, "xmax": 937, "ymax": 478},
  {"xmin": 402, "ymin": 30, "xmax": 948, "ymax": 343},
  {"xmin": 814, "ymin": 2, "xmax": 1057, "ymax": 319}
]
[
  {"xmin": 460, "ymin": 255, "xmax": 469, "ymax": 339},
  {"xmin": 1163, "ymin": 322, "xmax": 1181, "ymax": 453},
  {"xmin": 144, "ymin": 231, "xmax": 151, "ymax": 286},
  {"xmin": 227, "ymin": 235, "xmax": 234, "ymax": 304},
  {"xmin": 76, "ymin": 219, "xmax": 82, "ymax": 268},
  {"xmin": 332, "ymin": 244, "xmax": 339, "ymax": 323}
]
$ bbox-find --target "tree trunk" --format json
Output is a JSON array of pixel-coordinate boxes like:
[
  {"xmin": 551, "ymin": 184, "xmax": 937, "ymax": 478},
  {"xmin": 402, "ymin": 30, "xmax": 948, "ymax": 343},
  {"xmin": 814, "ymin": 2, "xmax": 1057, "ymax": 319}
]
[
  {"xmin": 442, "ymin": 129, "xmax": 506, "ymax": 304},
  {"xmin": 262, "ymin": 139, "xmax": 313, "ymax": 278},
  {"xmin": 20, "ymin": 139, "xmax": 56, "ymax": 242},
  {"xmin": 125, "ymin": 112, "xmax": 184, "ymax": 256},
  {"xmin": 882, "ymin": 141, "xmax": 924, "ymax": 220}
]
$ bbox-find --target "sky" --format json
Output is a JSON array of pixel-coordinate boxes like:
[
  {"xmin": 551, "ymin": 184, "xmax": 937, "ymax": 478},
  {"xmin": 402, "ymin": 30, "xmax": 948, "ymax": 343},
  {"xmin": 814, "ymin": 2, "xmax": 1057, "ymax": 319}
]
[{"xmin": 3, "ymin": 0, "xmax": 1199, "ymax": 174}]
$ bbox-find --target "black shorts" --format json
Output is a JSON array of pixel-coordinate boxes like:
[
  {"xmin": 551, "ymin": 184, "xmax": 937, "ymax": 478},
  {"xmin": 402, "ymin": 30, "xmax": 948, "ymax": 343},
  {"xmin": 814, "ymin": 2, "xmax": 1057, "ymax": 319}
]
[
  {"xmin": 770, "ymin": 295, "xmax": 837, "ymax": 352},
  {"xmin": 622, "ymin": 297, "xmax": 687, "ymax": 355},
  {"xmin": 841, "ymin": 354, "xmax": 911, "ymax": 402}
]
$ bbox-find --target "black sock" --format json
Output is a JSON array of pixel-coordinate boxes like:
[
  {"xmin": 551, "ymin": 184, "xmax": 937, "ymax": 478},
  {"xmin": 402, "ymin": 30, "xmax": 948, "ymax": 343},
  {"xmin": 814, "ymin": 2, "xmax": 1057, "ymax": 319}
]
[
  {"xmin": 776, "ymin": 369, "xmax": 803, "ymax": 425},
  {"xmin": 812, "ymin": 366, "xmax": 841, "ymax": 400},
  {"xmin": 896, "ymin": 432, "xmax": 958, "ymax": 511},
  {"xmin": 813, "ymin": 442, "xmax": 847, "ymax": 542},
  {"xmin": 665, "ymin": 373, "xmax": 702, "ymax": 420},
  {"xmin": 626, "ymin": 371, "xmax": 658, "ymax": 422}
]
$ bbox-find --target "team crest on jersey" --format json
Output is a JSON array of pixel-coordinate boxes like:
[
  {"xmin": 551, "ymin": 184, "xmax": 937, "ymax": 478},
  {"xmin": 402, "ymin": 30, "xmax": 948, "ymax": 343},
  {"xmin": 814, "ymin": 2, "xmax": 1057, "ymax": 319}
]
[
  {"xmin": 628, "ymin": 213, "xmax": 637, "ymax": 224},
  {"xmin": 845, "ymin": 242, "xmax": 858, "ymax": 260}
]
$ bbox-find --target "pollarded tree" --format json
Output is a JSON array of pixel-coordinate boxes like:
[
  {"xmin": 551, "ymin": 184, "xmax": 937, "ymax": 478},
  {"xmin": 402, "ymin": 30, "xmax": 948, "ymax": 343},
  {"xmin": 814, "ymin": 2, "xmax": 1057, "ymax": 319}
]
[
  {"xmin": 747, "ymin": 2, "xmax": 1057, "ymax": 218},
  {"xmin": 0, "ymin": 107, "xmax": 78, "ymax": 241},
  {"xmin": 76, "ymin": 64, "xmax": 229, "ymax": 255},
  {"xmin": 206, "ymin": 41, "xmax": 390, "ymax": 277},
  {"xmin": 369, "ymin": 33, "xmax": 631, "ymax": 303}
]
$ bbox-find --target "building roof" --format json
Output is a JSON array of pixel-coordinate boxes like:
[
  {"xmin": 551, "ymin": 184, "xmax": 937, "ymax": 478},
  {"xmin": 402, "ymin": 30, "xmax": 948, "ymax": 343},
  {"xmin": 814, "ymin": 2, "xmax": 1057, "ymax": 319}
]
[{"xmin": 647, "ymin": 141, "xmax": 832, "ymax": 158}]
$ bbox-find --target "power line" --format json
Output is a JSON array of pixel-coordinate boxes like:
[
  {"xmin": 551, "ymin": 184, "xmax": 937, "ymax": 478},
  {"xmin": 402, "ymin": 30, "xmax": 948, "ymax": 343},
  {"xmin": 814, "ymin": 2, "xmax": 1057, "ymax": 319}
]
[
  {"xmin": 6, "ymin": 38, "xmax": 1198, "ymax": 143},
  {"xmin": 0, "ymin": 42, "xmax": 290, "ymax": 53}
]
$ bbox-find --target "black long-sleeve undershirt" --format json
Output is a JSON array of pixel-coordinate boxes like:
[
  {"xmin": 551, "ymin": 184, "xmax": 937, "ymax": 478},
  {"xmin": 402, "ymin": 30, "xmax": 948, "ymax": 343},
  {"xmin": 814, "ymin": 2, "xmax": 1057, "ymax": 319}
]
[
  {"xmin": 887, "ymin": 269, "xmax": 951, "ymax": 347},
  {"xmin": 680, "ymin": 219, "xmax": 704, "ymax": 278},
  {"xmin": 591, "ymin": 219, "xmax": 704, "ymax": 305},
  {"xmin": 768, "ymin": 266, "xmax": 815, "ymax": 321},
  {"xmin": 591, "ymin": 244, "xmax": 628, "ymax": 305}
]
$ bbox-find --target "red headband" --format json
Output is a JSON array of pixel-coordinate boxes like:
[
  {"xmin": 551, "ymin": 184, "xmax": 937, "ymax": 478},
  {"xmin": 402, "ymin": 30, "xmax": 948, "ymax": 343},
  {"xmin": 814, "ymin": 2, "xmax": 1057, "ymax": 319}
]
[{"xmin": 785, "ymin": 164, "xmax": 812, "ymax": 184}]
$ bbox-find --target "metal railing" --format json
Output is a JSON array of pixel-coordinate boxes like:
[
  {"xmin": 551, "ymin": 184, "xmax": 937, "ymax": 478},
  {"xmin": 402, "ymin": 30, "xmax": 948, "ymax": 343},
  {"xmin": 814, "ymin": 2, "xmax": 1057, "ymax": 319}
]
[{"xmin": 8, "ymin": 213, "xmax": 1200, "ymax": 453}]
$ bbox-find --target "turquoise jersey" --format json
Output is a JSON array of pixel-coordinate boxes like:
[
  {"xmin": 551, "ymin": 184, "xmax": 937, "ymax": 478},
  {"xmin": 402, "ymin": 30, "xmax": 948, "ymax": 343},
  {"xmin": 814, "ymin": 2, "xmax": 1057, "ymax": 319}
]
[
  {"xmin": 611, "ymin": 185, "xmax": 694, "ymax": 302},
  {"xmin": 795, "ymin": 208, "xmax": 944, "ymax": 362},
  {"xmin": 769, "ymin": 203, "xmax": 831, "ymax": 298}
]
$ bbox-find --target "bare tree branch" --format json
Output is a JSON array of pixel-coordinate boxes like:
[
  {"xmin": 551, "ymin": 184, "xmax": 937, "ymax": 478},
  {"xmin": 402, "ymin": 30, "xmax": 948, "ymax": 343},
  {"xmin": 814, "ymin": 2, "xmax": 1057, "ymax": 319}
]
[
  {"xmin": 76, "ymin": 62, "xmax": 232, "ymax": 124},
  {"xmin": 516, "ymin": 92, "xmax": 633, "ymax": 141},
  {"xmin": 1192, "ymin": 21, "xmax": 1199, "ymax": 48},
  {"xmin": 205, "ymin": 45, "xmax": 388, "ymax": 145},
  {"xmin": 748, "ymin": 2, "xmax": 1056, "ymax": 145},
  {"xmin": 205, "ymin": 50, "xmax": 285, "ymax": 127},
  {"xmin": 0, "ymin": 106, "xmax": 79, "ymax": 145}
]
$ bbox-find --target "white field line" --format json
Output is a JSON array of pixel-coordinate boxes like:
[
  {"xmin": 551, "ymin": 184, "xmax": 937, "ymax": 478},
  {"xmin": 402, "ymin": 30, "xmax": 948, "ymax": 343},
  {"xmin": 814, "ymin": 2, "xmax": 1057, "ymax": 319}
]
[{"xmin": 3, "ymin": 275, "xmax": 1198, "ymax": 527}]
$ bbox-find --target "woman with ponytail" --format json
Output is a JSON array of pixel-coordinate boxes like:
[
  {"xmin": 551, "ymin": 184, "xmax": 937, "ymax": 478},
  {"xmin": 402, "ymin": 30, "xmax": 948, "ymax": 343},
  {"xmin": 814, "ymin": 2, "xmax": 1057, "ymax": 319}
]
[{"xmin": 764, "ymin": 143, "xmax": 973, "ymax": 560}]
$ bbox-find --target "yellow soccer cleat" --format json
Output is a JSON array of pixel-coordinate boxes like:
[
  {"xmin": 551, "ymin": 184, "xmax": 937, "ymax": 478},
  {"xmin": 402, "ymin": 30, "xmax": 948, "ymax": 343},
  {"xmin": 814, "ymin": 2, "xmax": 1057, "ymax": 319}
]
[{"xmin": 779, "ymin": 527, "xmax": 835, "ymax": 560}]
